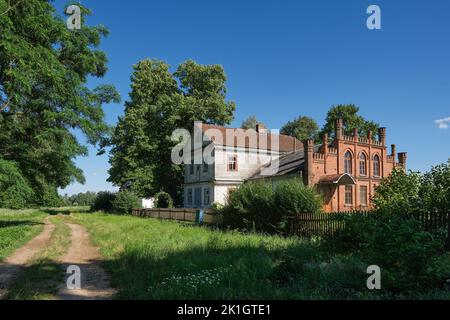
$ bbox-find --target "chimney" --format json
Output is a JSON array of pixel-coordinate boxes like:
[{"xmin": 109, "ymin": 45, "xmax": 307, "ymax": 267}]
[
  {"xmin": 368, "ymin": 130, "xmax": 373, "ymax": 143},
  {"xmin": 398, "ymin": 152, "xmax": 407, "ymax": 169},
  {"xmin": 335, "ymin": 119, "xmax": 343, "ymax": 140},
  {"xmin": 353, "ymin": 128, "xmax": 358, "ymax": 142},
  {"xmin": 378, "ymin": 127, "xmax": 386, "ymax": 146},
  {"xmin": 391, "ymin": 144, "xmax": 397, "ymax": 157},
  {"xmin": 303, "ymin": 139, "xmax": 314, "ymax": 186},
  {"xmin": 256, "ymin": 123, "xmax": 267, "ymax": 134}
]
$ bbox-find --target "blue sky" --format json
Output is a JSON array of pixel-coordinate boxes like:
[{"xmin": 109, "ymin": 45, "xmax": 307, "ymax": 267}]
[{"xmin": 55, "ymin": 0, "xmax": 450, "ymax": 195}]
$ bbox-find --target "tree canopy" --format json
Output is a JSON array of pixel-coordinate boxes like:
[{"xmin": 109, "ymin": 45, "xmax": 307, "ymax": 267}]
[
  {"xmin": 281, "ymin": 116, "xmax": 319, "ymax": 142},
  {"xmin": 108, "ymin": 59, "xmax": 236, "ymax": 202},
  {"xmin": 241, "ymin": 116, "xmax": 264, "ymax": 130},
  {"xmin": 321, "ymin": 105, "xmax": 379, "ymax": 139},
  {"xmin": 0, "ymin": 0, "xmax": 119, "ymax": 206}
]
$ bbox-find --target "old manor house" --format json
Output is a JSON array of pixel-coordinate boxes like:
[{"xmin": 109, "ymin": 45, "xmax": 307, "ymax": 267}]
[{"xmin": 183, "ymin": 120, "xmax": 407, "ymax": 212}]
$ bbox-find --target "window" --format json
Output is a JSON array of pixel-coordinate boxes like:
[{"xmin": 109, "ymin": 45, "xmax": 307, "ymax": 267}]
[
  {"xmin": 359, "ymin": 153, "xmax": 367, "ymax": 176},
  {"xmin": 345, "ymin": 185, "xmax": 353, "ymax": 206},
  {"xmin": 189, "ymin": 164, "xmax": 194, "ymax": 175},
  {"xmin": 187, "ymin": 189, "xmax": 193, "ymax": 206},
  {"xmin": 373, "ymin": 155, "xmax": 381, "ymax": 177},
  {"xmin": 344, "ymin": 151, "xmax": 353, "ymax": 174},
  {"xmin": 360, "ymin": 186, "xmax": 368, "ymax": 206},
  {"xmin": 204, "ymin": 188, "xmax": 210, "ymax": 206},
  {"xmin": 203, "ymin": 163, "xmax": 209, "ymax": 173},
  {"xmin": 227, "ymin": 155, "xmax": 238, "ymax": 172}
]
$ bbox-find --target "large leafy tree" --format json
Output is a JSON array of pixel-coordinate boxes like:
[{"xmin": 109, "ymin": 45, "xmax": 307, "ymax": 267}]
[
  {"xmin": 281, "ymin": 116, "xmax": 319, "ymax": 142},
  {"xmin": 108, "ymin": 59, "xmax": 235, "ymax": 202},
  {"xmin": 0, "ymin": 1, "xmax": 119, "ymax": 206},
  {"xmin": 321, "ymin": 105, "xmax": 379, "ymax": 139}
]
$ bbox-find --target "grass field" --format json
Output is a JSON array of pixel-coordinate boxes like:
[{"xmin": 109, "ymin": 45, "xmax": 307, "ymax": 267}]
[
  {"xmin": 71, "ymin": 213, "xmax": 450, "ymax": 300},
  {"xmin": 1, "ymin": 209, "xmax": 449, "ymax": 300},
  {"xmin": 0, "ymin": 209, "xmax": 47, "ymax": 262}
]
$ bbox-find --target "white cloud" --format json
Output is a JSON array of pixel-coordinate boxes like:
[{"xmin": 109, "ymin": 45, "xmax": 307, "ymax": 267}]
[{"xmin": 435, "ymin": 117, "xmax": 450, "ymax": 129}]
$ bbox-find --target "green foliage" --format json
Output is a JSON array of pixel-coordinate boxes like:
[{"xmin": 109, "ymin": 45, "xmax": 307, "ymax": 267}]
[
  {"xmin": 334, "ymin": 213, "xmax": 447, "ymax": 292},
  {"xmin": 281, "ymin": 116, "xmax": 319, "ymax": 142},
  {"xmin": 241, "ymin": 116, "xmax": 264, "ymax": 130},
  {"xmin": 221, "ymin": 180, "xmax": 323, "ymax": 233},
  {"xmin": 274, "ymin": 180, "xmax": 323, "ymax": 216},
  {"xmin": 420, "ymin": 159, "xmax": 450, "ymax": 213},
  {"xmin": 0, "ymin": 1, "xmax": 119, "ymax": 205},
  {"xmin": 221, "ymin": 182, "xmax": 276, "ymax": 232},
  {"xmin": 108, "ymin": 59, "xmax": 236, "ymax": 203},
  {"xmin": 92, "ymin": 191, "xmax": 117, "ymax": 212},
  {"xmin": 154, "ymin": 191, "xmax": 174, "ymax": 209},
  {"xmin": 112, "ymin": 191, "xmax": 141, "ymax": 214},
  {"xmin": 372, "ymin": 168, "xmax": 423, "ymax": 213},
  {"xmin": 321, "ymin": 105, "xmax": 379, "ymax": 139},
  {"xmin": 63, "ymin": 191, "xmax": 97, "ymax": 207},
  {"xmin": 0, "ymin": 160, "xmax": 34, "ymax": 209}
]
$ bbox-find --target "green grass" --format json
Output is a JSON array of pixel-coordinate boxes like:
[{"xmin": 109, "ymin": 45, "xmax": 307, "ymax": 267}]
[
  {"xmin": 69, "ymin": 212, "xmax": 450, "ymax": 300},
  {"xmin": 0, "ymin": 209, "xmax": 47, "ymax": 262},
  {"xmin": 5, "ymin": 215, "xmax": 71, "ymax": 300}
]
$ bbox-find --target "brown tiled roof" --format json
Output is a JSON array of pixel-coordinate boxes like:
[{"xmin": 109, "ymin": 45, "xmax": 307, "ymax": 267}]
[{"xmin": 199, "ymin": 123, "xmax": 303, "ymax": 153}]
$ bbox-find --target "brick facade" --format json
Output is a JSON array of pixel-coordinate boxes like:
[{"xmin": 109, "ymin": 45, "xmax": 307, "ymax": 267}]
[{"xmin": 303, "ymin": 119, "xmax": 407, "ymax": 212}]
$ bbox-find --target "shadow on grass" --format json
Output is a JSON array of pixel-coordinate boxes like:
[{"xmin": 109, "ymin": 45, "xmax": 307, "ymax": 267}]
[
  {"xmin": 99, "ymin": 241, "xmax": 355, "ymax": 300},
  {"xmin": 42, "ymin": 207, "xmax": 91, "ymax": 216},
  {"xmin": 0, "ymin": 221, "xmax": 44, "ymax": 229}
]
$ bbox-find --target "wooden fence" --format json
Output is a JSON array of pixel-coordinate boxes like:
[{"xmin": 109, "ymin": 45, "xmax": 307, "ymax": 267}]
[
  {"xmin": 288, "ymin": 210, "xmax": 450, "ymax": 250},
  {"xmin": 131, "ymin": 208, "xmax": 219, "ymax": 225},
  {"xmin": 132, "ymin": 208, "xmax": 450, "ymax": 250}
]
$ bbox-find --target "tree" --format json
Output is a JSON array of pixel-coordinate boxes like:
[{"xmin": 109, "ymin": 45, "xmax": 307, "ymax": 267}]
[
  {"xmin": 0, "ymin": 159, "xmax": 34, "ymax": 209},
  {"xmin": 108, "ymin": 59, "xmax": 236, "ymax": 203},
  {"xmin": 372, "ymin": 168, "xmax": 423, "ymax": 213},
  {"xmin": 281, "ymin": 116, "xmax": 319, "ymax": 142},
  {"xmin": 420, "ymin": 159, "xmax": 450, "ymax": 213},
  {"xmin": 0, "ymin": 1, "xmax": 119, "ymax": 206},
  {"xmin": 241, "ymin": 116, "xmax": 264, "ymax": 130},
  {"xmin": 321, "ymin": 105, "xmax": 379, "ymax": 140}
]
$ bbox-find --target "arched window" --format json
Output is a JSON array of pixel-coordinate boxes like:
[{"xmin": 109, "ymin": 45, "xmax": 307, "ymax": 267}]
[
  {"xmin": 373, "ymin": 155, "xmax": 381, "ymax": 177},
  {"xmin": 359, "ymin": 153, "xmax": 367, "ymax": 176},
  {"xmin": 344, "ymin": 151, "xmax": 353, "ymax": 174}
]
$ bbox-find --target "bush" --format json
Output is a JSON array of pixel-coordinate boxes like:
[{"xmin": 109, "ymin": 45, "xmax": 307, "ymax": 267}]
[
  {"xmin": 372, "ymin": 168, "xmax": 423, "ymax": 214},
  {"xmin": 334, "ymin": 212, "xmax": 447, "ymax": 292},
  {"xmin": 274, "ymin": 179, "xmax": 323, "ymax": 216},
  {"xmin": 222, "ymin": 182, "xmax": 276, "ymax": 232},
  {"xmin": 92, "ymin": 191, "xmax": 117, "ymax": 212},
  {"xmin": 112, "ymin": 191, "xmax": 141, "ymax": 214},
  {"xmin": 154, "ymin": 191, "xmax": 173, "ymax": 209},
  {"xmin": 0, "ymin": 160, "xmax": 34, "ymax": 209}
]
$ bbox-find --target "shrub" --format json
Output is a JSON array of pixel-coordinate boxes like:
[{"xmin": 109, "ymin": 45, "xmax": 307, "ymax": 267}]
[
  {"xmin": 372, "ymin": 168, "xmax": 423, "ymax": 214},
  {"xmin": 222, "ymin": 181, "xmax": 276, "ymax": 232},
  {"xmin": 112, "ymin": 191, "xmax": 141, "ymax": 214},
  {"xmin": 0, "ymin": 160, "xmax": 34, "ymax": 209},
  {"xmin": 420, "ymin": 159, "xmax": 450, "ymax": 213},
  {"xmin": 334, "ymin": 212, "xmax": 447, "ymax": 291},
  {"xmin": 154, "ymin": 191, "xmax": 174, "ymax": 209},
  {"xmin": 92, "ymin": 191, "xmax": 117, "ymax": 212},
  {"xmin": 274, "ymin": 179, "xmax": 323, "ymax": 216}
]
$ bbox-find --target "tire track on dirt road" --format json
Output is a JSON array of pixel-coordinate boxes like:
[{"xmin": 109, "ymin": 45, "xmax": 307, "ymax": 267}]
[
  {"xmin": 56, "ymin": 222, "xmax": 116, "ymax": 300},
  {"xmin": 0, "ymin": 217, "xmax": 55, "ymax": 299}
]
